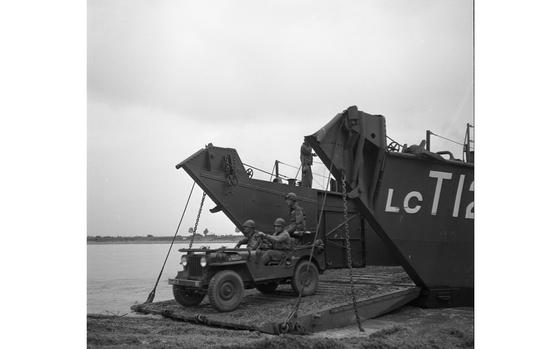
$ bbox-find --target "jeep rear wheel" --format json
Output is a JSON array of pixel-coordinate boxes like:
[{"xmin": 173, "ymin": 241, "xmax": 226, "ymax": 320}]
[
  {"xmin": 208, "ymin": 270, "xmax": 244, "ymax": 312},
  {"xmin": 291, "ymin": 261, "xmax": 319, "ymax": 296},
  {"xmin": 256, "ymin": 282, "xmax": 279, "ymax": 294},
  {"xmin": 172, "ymin": 285, "xmax": 205, "ymax": 307}
]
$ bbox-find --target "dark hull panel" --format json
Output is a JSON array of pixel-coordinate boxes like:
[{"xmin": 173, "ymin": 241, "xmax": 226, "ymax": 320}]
[
  {"xmin": 176, "ymin": 145, "xmax": 399, "ymax": 267},
  {"xmin": 306, "ymin": 106, "xmax": 474, "ymax": 306}
]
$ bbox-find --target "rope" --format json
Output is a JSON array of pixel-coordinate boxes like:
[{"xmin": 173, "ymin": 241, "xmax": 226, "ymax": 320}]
[
  {"xmin": 281, "ymin": 121, "xmax": 344, "ymax": 332},
  {"xmin": 269, "ymin": 162, "xmax": 276, "ymax": 181},
  {"xmin": 281, "ymin": 160, "xmax": 333, "ymax": 331},
  {"xmin": 386, "ymin": 135, "xmax": 402, "ymax": 147},
  {"xmin": 278, "ymin": 161, "xmax": 330, "ymax": 179},
  {"xmin": 295, "ymin": 163, "xmax": 302, "ymax": 179},
  {"xmin": 189, "ymin": 192, "xmax": 207, "ymax": 249},
  {"xmin": 341, "ymin": 173, "xmax": 364, "ymax": 332},
  {"xmin": 429, "ymin": 131, "xmax": 464, "ymax": 146},
  {"xmin": 242, "ymin": 162, "xmax": 291, "ymax": 179},
  {"xmin": 144, "ymin": 181, "xmax": 196, "ymax": 304}
]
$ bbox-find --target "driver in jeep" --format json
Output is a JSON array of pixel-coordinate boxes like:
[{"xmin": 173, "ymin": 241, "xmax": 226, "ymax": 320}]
[{"xmin": 257, "ymin": 218, "xmax": 294, "ymax": 265}]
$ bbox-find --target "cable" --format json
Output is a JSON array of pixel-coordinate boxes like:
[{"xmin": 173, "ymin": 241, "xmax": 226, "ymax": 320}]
[
  {"xmin": 144, "ymin": 181, "xmax": 196, "ymax": 304},
  {"xmin": 278, "ymin": 161, "xmax": 330, "ymax": 179},
  {"xmin": 429, "ymin": 132, "xmax": 464, "ymax": 146},
  {"xmin": 242, "ymin": 162, "xmax": 290, "ymax": 179},
  {"xmin": 386, "ymin": 135, "xmax": 402, "ymax": 147}
]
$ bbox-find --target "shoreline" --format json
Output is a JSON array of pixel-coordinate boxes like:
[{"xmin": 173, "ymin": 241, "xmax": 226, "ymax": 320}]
[{"xmin": 87, "ymin": 240, "xmax": 240, "ymax": 245}]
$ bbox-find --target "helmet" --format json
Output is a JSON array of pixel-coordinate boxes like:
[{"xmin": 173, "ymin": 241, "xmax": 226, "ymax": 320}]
[
  {"xmin": 242, "ymin": 219, "xmax": 256, "ymax": 228},
  {"xmin": 285, "ymin": 192, "xmax": 297, "ymax": 201},
  {"xmin": 273, "ymin": 218, "xmax": 286, "ymax": 227}
]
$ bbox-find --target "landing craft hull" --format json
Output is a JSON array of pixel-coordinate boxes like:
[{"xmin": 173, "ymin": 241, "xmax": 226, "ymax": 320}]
[
  {"xmin": 306, "ymin": 106, "xmax": 474, "ymax": 306},
  {"xmin": 176, "ymin": 146, "xmax": 399, "ymax": 267}
]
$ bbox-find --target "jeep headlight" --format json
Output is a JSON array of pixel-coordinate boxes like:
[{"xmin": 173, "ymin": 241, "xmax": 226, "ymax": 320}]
[
  {"xmin": 180, "ymin": 255, "xmax": 188, "ymax": 267},
  {"xmin": 200, "ymin": 256, "xmax": 207, "ymax": 267}
]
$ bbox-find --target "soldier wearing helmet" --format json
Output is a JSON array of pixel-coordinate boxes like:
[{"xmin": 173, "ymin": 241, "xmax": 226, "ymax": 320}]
[
  {"xmin": 283, "ymin": 192, "xmax": 306, "ymax": 237},
  {"xmin": 300, "ymin": 139, "xmax": 316, "ymax": 188},
  {"xmin": 258, "ymin": 218, "xmax": 293, "ymax": 250},
  {"xmin": 235, "ymin": 219, "xmax": 267, "ymax": 249},
  {"xmin": 257, "ymin": 217, "xmax": 295, "ymax": 265}
]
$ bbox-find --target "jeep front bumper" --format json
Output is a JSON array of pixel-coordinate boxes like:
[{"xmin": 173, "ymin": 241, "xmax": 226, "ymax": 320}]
[{"xmin": 168, "ymin": 278, "xmax": 203, "ymax": 287}]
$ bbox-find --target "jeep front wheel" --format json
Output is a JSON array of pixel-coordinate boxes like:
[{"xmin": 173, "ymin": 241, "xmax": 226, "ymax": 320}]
[
  {"xmin": 172, "ymin": 285, "xmax": 205, "ymax": 307},
  {"xmin": 291, "ymin": 261, "xmax": 319, "ymax": 296},
  {"xmin": 208, "ymin": 270, "xmax": 244, "ymax": 312}
]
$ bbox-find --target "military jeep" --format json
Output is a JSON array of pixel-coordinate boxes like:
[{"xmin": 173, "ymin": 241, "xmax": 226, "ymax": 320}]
[{"xmin": 168, "ymin": 243, "xmax": 325, "ymax": 312}]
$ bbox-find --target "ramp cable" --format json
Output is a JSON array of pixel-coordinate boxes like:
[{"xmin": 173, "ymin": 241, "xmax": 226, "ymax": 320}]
[
  {"xmin": 144, "ymin": 181, "xmax": 196, "ymax": 304},
  {"xmin": 281, "ymin": 122, "xmax": 344, "ymax": 333}
]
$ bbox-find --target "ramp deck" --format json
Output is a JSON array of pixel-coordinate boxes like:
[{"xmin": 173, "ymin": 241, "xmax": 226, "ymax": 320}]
[{"xmin": 131, "ymin": 266, "xmax": 420, "ymax": 334}]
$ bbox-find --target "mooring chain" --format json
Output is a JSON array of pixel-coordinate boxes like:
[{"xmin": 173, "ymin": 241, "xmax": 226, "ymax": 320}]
[
  {"xmin": 341, "ymin": 173, "xmax": 365, "ymax": 332},
  {"xmin": 189, "ymin": 192, "xmax": 207, "ymax": 249},
  {"xmin": 224, "ymin": 154, "xmax": 238, "ymax": 186}
]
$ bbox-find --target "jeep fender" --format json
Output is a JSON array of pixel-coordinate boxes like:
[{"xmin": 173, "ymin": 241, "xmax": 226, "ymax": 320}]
[
  {"xmin": 296, "ymin": 255, "xmax": 325, "ymax": 273},
  {"xmin": 206, "ymin": 264, "xmax": 253, "ymax": 284}
]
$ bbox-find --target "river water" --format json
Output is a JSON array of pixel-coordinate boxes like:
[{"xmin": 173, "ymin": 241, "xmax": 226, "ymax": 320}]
[{"xmin": 87, "ymin": 242, "xmax": 235, "ymax": 314}]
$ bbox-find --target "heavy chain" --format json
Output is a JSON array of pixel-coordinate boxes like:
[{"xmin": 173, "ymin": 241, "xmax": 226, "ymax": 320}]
[
  {"xmin": 189, "ymin": 192, "xmax": 207, "ymax": 249},
  {"xmin": 341, "ymin": 173, "xmax": 364, "ymax": 332},
  {"xmin": 224, "ymin": 154, "xmax": 238, "ymax": 186}
]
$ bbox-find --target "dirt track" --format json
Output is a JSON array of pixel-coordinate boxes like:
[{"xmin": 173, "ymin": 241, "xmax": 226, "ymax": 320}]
[{"xmin": 87, "ymin": 305, "xmax": 473, "ymax": 348}]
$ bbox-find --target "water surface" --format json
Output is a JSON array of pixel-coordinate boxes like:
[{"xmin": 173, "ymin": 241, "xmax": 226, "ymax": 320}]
[{"xmin": 87, "ymin": 242, "xmax": 235, "ymax": 314}]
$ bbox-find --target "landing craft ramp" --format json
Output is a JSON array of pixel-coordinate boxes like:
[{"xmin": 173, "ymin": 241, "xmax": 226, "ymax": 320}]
[
  {"xmin": 306, "ymin": 106, "xmax": 474, "ymax": 307},
  {"xmin": 132, "ymin": 266, "xmax": 419, "ymax": 334}
]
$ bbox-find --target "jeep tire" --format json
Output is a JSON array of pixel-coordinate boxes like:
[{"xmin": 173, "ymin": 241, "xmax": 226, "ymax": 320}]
[
  {"xmin": 208, "ymin": 270, "xmax": 244, "ymax": 312},
  {"xmin": 172, "ymin": 285, "xmax": 205, "ymax": 307},
  {"xmin": 291, "ymin": 261, "xmax": 319, "ymax": 296}
]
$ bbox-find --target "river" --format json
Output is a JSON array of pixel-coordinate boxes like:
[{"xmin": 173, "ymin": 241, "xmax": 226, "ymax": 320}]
[{"xmin": 87, "ymin": 242, "xmax": 235, "ymax": 314}]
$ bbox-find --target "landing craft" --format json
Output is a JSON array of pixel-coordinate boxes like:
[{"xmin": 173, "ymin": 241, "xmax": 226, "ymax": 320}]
[
  {"xmin": 175, "ymin": 106, "xmax": 473, "ymax": 307},
  {"xmin": 306, "ymin": 106, "xmax": 474, "ymax": 306}
]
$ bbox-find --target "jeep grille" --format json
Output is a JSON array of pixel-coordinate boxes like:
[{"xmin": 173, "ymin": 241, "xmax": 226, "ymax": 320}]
[{"xmin": 187, "ymin": 254, "xmax": 203, "ymax": 276}]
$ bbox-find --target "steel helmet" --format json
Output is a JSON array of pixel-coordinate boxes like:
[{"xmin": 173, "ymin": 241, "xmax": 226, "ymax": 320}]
[
  {"xmin": 285, "ymin": 192, "xmax": 297, "ymax": 201},
  {"xmin": 242, "ymin": 219, "xmax": 256, "ymax": 228},
  {"xmin": 273, "ymin": 218, "xmax": 286, "ymax": 227}
]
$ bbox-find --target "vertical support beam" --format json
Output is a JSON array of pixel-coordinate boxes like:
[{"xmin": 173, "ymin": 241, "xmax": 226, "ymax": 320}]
[{"xmin": 426, "ymin": 130, "xmax": 431, "ymax": 152}]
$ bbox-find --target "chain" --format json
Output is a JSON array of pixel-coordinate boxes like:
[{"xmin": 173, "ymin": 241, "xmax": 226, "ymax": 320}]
[
  {"xmin": 225, "ymin": 154, "xmax": 238, "ymax": 186},
  {"xmin": 189, "ymin": 192, "xmax": 207, "ymax": 249},
  {"xmin": 341, "ymin": 173, "xmax": 364, "ymax": 332}
]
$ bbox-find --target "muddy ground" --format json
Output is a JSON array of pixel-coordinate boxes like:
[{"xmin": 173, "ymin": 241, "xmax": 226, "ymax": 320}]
[
  {"xmin": 87, "ymin": 305, "xmax": 473, "ymax": 348},
  {"xmin": 88, "ymin": 267, "xmax": 473, "ymax": 348}
]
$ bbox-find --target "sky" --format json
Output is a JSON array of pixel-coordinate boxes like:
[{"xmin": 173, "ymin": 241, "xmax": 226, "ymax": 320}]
[{"xmin": 88, "ymin": 0, "xmax": 473, "ymax": 236}]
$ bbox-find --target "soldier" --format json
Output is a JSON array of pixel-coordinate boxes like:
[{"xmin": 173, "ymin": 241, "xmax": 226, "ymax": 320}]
[
  {"xmin": 257, "ymin": 218, "xmax": 294, "ymax": 265},
  {"xmin": 235, "ymin": 219, "xmax": 268, "ymax": 249},
  {"xmin": 283, "ymin": 192, "xmax": 306, "ymax": 239},
  {"xmin": 300, "ymin": 140, "xmax": 316, "ymax": 188}
]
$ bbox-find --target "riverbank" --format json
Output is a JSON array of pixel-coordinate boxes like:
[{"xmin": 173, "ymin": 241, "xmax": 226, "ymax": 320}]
[{"xmin": 87, "ymin": 239, "xmax": 239, "ymax": 245}]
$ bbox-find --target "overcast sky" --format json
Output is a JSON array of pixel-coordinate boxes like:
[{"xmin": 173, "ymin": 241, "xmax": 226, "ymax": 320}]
[{"xmin": 88, "ymin": 0, "xmax": 473, "ymax": 236}]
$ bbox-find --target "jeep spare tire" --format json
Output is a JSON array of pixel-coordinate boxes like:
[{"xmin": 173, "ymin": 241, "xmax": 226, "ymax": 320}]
[
  {"xmin": 172, "ymin": 285, "xmax": 205, "ymax": 307},
  {"xmin": 208, "ymin": 270, "xmax": 244, "ymax": 312},
  {"xmin": 291, "ymin": 261, "xmax": 319, "ymax": 296}
]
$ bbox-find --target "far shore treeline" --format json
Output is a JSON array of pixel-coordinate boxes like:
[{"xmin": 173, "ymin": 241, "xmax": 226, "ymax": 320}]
[{"xmin": 87, "ymin": 233, "xmax": 242, "ymax": 244}]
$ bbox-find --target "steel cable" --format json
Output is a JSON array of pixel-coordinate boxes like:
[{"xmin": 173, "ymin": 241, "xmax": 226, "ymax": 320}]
[
  {"xmin": 429, "ymin": 131, "xmax": 464, "ymax": 146},
  {"xmin": 144, "ymin": 181, "xmax": 196, "ymax": 304}
]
